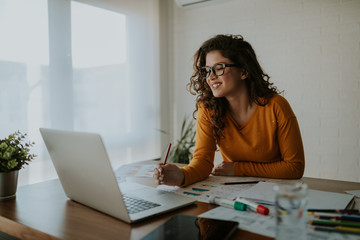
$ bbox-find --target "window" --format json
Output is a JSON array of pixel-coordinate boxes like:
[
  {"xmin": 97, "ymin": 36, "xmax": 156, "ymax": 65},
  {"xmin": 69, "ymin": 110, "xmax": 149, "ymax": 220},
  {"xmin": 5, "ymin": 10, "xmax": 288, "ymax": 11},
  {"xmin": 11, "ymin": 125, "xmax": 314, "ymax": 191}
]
[
  {"xmin": 71, "ymin": 2, "xmax": 129, "ymax": 138},
  {"xmin": 0, "ymin": 0, "xmax": 161, "ymax": 185}
]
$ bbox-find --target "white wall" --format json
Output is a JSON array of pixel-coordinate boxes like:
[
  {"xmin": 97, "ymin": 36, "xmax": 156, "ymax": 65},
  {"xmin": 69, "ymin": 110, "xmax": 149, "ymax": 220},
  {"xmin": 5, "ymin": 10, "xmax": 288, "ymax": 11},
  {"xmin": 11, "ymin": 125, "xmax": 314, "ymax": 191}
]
[{"xmin": 168, "ymin": 0, "xmax": 360, "ymax": 182}]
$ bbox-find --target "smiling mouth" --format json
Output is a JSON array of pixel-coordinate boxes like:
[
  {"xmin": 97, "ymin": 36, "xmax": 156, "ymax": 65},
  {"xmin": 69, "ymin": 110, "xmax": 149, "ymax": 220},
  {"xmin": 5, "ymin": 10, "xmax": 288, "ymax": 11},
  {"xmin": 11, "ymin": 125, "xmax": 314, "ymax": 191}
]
[{"xmin": 212, "ymin": 83, "xmax": 220, "ymax": 88}]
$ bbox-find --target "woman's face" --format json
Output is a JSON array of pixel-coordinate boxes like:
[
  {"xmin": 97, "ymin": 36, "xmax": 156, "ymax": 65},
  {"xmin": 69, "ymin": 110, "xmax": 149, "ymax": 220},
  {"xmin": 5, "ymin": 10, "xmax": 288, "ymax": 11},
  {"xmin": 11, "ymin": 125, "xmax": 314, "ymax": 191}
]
[{"xmin": 205, "ymin": 50, "xmax": 245, "ymax": 98}]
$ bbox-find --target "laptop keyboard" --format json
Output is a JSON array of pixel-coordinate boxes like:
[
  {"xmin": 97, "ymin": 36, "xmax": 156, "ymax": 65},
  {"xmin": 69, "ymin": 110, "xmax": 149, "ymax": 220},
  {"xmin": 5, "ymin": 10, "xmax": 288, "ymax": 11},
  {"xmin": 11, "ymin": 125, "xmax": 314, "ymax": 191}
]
[{"xmin": 123, "ymin": 195, "xmax": 161, "ymax": 214}]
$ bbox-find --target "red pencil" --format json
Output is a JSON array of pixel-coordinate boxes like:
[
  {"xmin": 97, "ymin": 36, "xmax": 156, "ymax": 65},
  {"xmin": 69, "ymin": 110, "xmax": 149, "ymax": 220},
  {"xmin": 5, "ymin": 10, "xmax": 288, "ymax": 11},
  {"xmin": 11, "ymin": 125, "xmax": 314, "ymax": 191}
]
[{"xmin": 163, "ymin": 143, "xmax": 172, "ymax": 165}]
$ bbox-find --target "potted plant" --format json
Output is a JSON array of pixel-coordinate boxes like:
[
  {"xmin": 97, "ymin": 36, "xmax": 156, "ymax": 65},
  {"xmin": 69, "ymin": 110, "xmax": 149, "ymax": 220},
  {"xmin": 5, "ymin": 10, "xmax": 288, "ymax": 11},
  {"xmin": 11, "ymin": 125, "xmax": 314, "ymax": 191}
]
[
  {"xmin": 161, "ymin": 116, "xmax": 196, "ymax": 164},
  {"xmin": 0, "ymin": 130, "xmax": 36, "ymax": 201}
]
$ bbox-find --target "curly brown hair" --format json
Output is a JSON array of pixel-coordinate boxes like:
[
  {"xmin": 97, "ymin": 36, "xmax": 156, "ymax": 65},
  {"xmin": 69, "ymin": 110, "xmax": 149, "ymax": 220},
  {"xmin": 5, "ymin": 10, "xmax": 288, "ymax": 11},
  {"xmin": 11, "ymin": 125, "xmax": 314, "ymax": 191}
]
[{"xmin": 187, "ymin": 34, "xmax": 279, "ymax": 142}]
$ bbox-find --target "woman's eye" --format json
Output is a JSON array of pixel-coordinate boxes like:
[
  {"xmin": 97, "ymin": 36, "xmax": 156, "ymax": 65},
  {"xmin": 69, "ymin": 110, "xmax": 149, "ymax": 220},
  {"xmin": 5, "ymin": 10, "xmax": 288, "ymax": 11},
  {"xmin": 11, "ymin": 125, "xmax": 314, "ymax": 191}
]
[{"xmin": 214, "ymin": 64, "xmax": 224, "ymax": 70}]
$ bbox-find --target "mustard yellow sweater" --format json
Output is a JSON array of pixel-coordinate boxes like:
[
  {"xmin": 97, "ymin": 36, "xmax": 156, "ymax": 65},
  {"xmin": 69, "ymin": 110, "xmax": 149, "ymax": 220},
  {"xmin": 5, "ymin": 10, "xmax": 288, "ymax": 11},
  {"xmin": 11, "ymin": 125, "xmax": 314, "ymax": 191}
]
[{"xmin": 180, "ymin": 95, "xmax": 305, "ymax": 186}]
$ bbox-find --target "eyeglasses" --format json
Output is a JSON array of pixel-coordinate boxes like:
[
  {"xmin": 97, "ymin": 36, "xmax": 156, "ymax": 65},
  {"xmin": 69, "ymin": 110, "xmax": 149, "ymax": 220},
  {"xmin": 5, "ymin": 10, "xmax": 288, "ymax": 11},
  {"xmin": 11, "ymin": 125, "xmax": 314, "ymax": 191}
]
[{"xmin": 200, "ymin": 63, "xmax": 238, "ymax": 79}]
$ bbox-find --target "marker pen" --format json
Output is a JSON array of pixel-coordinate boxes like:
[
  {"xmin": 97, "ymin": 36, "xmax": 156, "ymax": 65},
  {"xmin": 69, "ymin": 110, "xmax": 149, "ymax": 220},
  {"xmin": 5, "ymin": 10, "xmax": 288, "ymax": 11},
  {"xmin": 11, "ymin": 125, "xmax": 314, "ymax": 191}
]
[
  {"xmin": 237, "ymin": 198, "xmax": 269, "ymax": 216},
  {"xmin": 208, "ymin": 196, "xmax": 247, "ymax": 211},
  {"xmin": 224, "ymin": 181, "xmax": 259, "ymax": 185}
]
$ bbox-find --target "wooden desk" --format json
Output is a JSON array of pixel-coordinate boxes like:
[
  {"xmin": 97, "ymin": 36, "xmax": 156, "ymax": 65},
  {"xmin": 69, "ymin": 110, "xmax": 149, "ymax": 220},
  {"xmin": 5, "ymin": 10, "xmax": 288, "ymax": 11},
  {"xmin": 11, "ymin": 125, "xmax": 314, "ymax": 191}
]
[{"xmin": 0, "ymin": 175, "xmax": 359, "ymax": 240}]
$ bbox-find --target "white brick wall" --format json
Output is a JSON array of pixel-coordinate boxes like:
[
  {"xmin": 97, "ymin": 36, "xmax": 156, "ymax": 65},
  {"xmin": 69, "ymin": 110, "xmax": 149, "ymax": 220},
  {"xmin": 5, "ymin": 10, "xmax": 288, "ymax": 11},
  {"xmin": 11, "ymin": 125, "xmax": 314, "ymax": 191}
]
[{"xmin": 170, "ymin": 0, "xmax": 360, "ymax": 182}]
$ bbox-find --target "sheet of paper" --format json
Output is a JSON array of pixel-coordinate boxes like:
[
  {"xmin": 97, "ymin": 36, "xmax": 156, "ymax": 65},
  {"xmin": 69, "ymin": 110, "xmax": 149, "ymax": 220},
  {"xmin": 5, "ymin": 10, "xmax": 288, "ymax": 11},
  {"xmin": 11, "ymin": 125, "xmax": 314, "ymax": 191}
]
[
  {"xmin": 237, "ymin": 182, "xmax": 354, "ymax": 209},
  {"xmin": 157, "ymin": 176, "xmax": 257, "ymax": 202},
  {"xmin": 199, "ymin": 206, "xmax": 276, "ymax": 238},
  {"xmin": 199, "ymin": 207, "xmax": 360, "ymax": 240},
  {"xmin": 115, "ymin": 164, "xmax": 157, "ymax": 178},
  {"xmin": 157, "ymin": 176, "xmax": 303, "ymax": 203},
  {"xmin": 307, "ymin": 189, "xmax": 354, "ymax": 209}
]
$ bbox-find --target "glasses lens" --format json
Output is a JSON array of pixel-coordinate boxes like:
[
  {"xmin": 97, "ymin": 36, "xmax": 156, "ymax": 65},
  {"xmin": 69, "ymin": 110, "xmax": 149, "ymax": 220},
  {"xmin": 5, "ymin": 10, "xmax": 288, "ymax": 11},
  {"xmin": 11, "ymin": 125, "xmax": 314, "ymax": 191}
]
[
  {"xmin": 200, "ymin": 67, "xmax": 210, "ymax": 79},
  {"xmin": 213, "ymin": 64, "xmax": 225, "ymax": 76}
]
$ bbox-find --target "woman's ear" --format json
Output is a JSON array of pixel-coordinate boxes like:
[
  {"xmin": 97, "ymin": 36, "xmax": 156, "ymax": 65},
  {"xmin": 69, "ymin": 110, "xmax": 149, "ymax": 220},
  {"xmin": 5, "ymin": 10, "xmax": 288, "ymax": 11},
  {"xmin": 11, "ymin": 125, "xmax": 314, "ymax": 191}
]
[{"xmin": 241, "ymin": 70, "xmax": 248, "ymax": 80}]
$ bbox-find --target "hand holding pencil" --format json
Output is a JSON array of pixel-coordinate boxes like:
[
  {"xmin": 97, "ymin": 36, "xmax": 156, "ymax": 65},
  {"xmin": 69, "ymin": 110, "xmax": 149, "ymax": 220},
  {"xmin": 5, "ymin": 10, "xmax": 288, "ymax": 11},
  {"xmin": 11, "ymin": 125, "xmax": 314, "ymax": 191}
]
[{"xmin": 154, "ymin": 143, "xmax": 185, "ymax": 186}]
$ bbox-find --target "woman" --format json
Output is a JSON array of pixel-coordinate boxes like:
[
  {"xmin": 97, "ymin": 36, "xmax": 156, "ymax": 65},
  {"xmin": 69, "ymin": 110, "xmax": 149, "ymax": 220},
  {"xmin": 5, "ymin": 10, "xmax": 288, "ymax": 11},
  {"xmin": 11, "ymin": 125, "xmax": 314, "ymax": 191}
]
[{"xmin": 154, "ymin": 34, "xmax": 304, "ymax": 187}]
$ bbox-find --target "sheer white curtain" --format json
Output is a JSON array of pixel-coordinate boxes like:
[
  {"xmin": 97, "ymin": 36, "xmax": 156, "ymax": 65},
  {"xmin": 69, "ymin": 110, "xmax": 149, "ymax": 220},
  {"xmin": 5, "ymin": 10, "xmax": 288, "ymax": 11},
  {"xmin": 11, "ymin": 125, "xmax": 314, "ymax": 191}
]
[{"xmin": 0, "ymin": 0, "xmax": 161, "ymax": 185}]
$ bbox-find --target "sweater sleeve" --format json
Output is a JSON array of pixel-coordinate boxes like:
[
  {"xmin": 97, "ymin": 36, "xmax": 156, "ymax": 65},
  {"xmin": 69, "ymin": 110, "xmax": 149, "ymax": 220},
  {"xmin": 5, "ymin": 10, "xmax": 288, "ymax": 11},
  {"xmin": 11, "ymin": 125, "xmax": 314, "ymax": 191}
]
[
  {"xmin": 233, "ymin": 98, "xmax": 305, "ymax": 179},
  {"xmin": 180, "ymin": 106, "xmax": 217, "ymax": 186}
]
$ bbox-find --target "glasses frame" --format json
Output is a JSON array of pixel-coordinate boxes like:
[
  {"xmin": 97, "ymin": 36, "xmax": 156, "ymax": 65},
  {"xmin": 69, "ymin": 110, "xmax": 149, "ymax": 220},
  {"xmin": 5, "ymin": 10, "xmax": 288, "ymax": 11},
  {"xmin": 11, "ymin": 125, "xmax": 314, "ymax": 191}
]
[{"xmin": 200, "ymin": 63, "xmax": 238, "ymax": 79}]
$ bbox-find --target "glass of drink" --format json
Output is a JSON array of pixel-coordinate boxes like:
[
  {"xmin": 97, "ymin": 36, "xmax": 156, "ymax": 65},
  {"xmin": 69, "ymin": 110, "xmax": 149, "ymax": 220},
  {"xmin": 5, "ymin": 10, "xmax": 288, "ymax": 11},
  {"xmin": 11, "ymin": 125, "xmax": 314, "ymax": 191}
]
[{"xmin": 274, "ymin": 183, "xmax": 308, "ymax": 240}]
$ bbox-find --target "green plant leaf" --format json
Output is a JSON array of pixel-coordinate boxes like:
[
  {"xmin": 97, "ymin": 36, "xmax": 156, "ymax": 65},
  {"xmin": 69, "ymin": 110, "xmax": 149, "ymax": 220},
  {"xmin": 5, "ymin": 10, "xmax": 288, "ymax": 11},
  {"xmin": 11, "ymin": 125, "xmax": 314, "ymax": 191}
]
[
  {"xmin": 169, "ymin": 116, "xmax": 196, "ymax": 164},
  {"xmin": 0, "ymin": 131, "xmax": 36, "ymax": 172}
]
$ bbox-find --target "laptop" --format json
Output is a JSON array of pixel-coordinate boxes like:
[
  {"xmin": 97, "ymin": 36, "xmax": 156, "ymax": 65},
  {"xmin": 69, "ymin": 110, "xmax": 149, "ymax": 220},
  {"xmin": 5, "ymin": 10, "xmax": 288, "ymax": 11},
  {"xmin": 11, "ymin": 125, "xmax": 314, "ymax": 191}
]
[{"xmin": 39, "ymin": 128, "xmax": 196, "ymax": 223}]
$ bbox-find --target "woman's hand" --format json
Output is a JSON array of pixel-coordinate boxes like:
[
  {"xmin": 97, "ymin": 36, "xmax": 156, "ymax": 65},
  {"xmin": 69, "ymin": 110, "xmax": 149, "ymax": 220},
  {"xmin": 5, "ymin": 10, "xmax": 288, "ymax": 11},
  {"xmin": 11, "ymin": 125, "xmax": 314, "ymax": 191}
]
[
  {"xmin": 211, "ymin": 162, "xmax": 235, "ymax": 176},
  {"xmin": 154, "ymin": 163, "xmax": 185, "ymax": 186}
]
